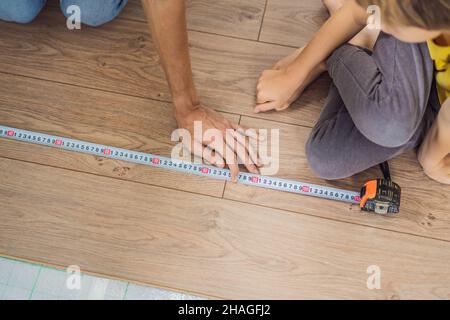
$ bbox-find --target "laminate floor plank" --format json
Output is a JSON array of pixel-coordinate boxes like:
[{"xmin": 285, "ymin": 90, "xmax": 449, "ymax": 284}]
[
  {"xmin": 224, "ymin": 116, "xmax": 450, "ymax": 241},
  {"xmin": 1, "ymin": 0, "xmax": 450, "ymax": 300},
  {"xmin": 124, "ymin": 0, "xmax": 267, "ymax": 40},
  {"xmin": 259, "ymin": 0, "xmax": 329, "ymax": 47},
  {"xmin": 1, "ymin": 158, "xmax": 449, "ymax": 299},
  {"xmin": 0, "ymin": 7, "xmax": 327, "ymax": 128},
  {"xmin": 46, "ymin": 0, "xmax": 267, "ymax": 40},
  {"xmin": 0, "ymin": 73, "xmax": 234, "ymax": 197}
]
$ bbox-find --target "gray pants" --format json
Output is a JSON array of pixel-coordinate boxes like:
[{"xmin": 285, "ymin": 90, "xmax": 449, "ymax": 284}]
[{"xmin": 306, "ymin": 32, "xmax": 440, "ymax": 180}]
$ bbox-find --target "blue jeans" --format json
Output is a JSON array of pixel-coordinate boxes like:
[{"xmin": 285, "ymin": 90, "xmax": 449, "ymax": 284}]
[{"xmin": 0, "ymin": 0, "xmax": 128, "ymax": 26}]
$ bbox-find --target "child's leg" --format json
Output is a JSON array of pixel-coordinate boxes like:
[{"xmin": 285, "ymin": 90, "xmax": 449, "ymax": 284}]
[
  {"xmin": 324, "ymin": 0, "xmax": 380, "ymax": 51},
  {"xmin": 305, "ymin": 85, "xmax": 415, "ymax": 179},
  {"xmin": 271, "ymin": 0, "xmax": 380, "ymax": 100},
  {"xmin": 0, "ymin": 0, "xmax": 46, "ymax": 24},
  {"xmin": 418, "ymin": 98, "xmax": 450, "ymax": 184},
  {"xmin": 326, "ymin": 33, "xmax": 434, "ymax": 148},
  {"xmin": 306, "ymin": 32, "xmax": 435, "ymax": 179}
]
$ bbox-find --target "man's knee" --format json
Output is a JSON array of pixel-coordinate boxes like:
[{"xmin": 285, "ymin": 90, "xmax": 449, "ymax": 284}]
[
  {"xmin": 0, "ymin": 0, "xmax": 45, "ymax": 24},
  {"xmin": 60, "ymin": 0, "xmax": 127, "ymax": 27}
]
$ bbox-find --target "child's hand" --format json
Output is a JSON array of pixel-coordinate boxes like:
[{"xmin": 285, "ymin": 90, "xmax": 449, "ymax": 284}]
[
  {"xmin": 254, "ymin": 68, "xmax": 304, "ymax": 113},
  {"xmin": 254, "ymin": 46, "xmax": 326, "ymax": 114}
]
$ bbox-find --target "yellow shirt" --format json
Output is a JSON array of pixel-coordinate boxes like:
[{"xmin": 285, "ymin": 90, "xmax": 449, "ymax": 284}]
[{"xmin": 428, "ymin": 39, "xmax": 450, "ymax": 104}]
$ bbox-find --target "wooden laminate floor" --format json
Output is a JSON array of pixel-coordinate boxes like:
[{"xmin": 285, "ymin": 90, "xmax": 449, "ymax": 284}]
[{"xmin": 0, "ymin": 0, "xmax": 449, "ymax": 299}]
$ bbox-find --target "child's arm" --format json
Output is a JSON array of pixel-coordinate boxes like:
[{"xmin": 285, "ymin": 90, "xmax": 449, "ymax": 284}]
[
  {"xmin": 255, "ymin": 1, "xmax": 368, "ymax": 112},
  {"xmin": 418, "ymin": 98, "xmax": 450, "ymax": 184}
]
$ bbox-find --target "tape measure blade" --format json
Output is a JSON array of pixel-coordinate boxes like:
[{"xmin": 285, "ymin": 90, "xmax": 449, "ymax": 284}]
[{"xmin": 0, "ymin": 125, "xmax": 360, "ymax": 205}]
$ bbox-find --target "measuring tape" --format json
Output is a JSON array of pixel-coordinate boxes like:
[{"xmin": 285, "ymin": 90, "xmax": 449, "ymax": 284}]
[{"xmin": 0, "ymin": 125, "xmax": 361, "ymax": 205}]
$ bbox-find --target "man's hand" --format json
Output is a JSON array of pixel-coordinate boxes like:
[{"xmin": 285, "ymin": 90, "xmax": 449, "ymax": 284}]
[
  {"xmin": 141, "ymin": 0, "xmax": 266, "ymax": 179},
  {"xmin": 141, "ymin": 0, "xmax": 261, "ymax": 180},
  {"xmin": 175, "ymin": 105, "xmax": 262, "ymax": 182}
]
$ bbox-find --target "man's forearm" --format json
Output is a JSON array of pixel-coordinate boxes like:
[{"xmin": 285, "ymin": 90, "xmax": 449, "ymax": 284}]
[
  {"xmin": 141, "ymin": 0, "xmax": 199, "ymax": 115},
  {"xmin": 286, "ymin": 1, "xmax": 368, "ymax": 84}
]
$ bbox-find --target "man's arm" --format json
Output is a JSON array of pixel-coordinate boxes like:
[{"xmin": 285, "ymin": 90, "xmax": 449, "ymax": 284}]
[
  {"xmin": 141, "ymin": 0, "xmax": 198, "ymax": 115},
  {"xmin": 141, "ymin": 0, "xmax": 261, "ymax": 180}
]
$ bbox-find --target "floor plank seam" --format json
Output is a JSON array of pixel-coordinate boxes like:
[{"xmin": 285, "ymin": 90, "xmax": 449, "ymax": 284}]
[
  {"xmin": 224, "ymin": 196, "xmax": 450, "ymax": 244},
  {"xmin": 0, "ymin": 70, "xmax": 175, "ymax": 106},
  {"xmin": 257, "ymin": 0, "xmax": 269, "ymax": 41},
  {"xmin": 221, "ymin": 182, "xmax": 227, "ymax": 198},
  {"xmin": 0, "ymin": 71, "xmax": 315, "ymax": 130},
  {"xmin": 112, "ymin": 14, "xmax": 300, "ymax": 48},
  {"xmin": 0, "ymin": 154, "xmax": 226, "ymax": 200},
  {"xmin": 1, "ymin": 154, "xmax": 447, "ymax": 244},
  {"xmin": 240, "ymin": 113, "xmax": 314, "ymax": 129},
  {"xmin": 35, "ymin": 3, "xmax": 300, "ymax": 48}
]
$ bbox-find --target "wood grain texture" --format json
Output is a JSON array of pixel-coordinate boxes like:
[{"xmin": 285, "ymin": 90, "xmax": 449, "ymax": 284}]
[
  {"xmin": 1, "ymin": 0, "xmax": 449, "ymax": 300},
  {"xmin": 0, "ymin": 73, "xmax": 237, "ymax": 197},
  {"xmin": 0, "ymin": 8, "xmax": 327, "ymax": 128},
  {"xmin": 1, "ymin": 158, "xmax": 449, "ymax": 300},
  {"xmin": 46, "ymin": 0, "xmax": 267, "ymax": 40},
  {"xmin": 124, "ymin": 0, "xmax": 267, "ymax": 40},
  {"xmin": 224, "ymin": 117, "xmax": 450, "ymax": 241},
  {"xmin": 260, "ymin": 0, "xmax": 329, "ymax": 47}
]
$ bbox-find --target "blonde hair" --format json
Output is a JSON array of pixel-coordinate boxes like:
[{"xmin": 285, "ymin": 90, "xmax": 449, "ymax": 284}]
[{"xmin": 356, "ymin": 0, "xmax": 450, "ymax": 30}]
